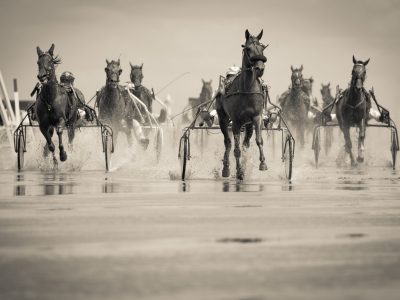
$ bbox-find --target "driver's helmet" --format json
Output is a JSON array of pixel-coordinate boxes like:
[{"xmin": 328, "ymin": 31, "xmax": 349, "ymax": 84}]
[
  {"xmin": 60, "ymin": 71, "xmax": 75, "ymax": 84},
  {"xmin": 226, "ymin": 65, "xmax": 240, "ymax": 77}
]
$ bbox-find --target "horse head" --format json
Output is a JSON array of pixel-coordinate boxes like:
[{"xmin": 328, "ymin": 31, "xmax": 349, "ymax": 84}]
[
  {"xmin": 36, "ymin": 43, "xmax": 61, "ymax": 83},
  {"xmin": 242, "ymin": 29, "xmax": 268, "ymax": 77},
  {"xmin": 200, "ymin": 79, "xmax": 213, "ymax": 101},
  {"xmin": 290, "ymin": 65, "xmax": 304, "ymax": 89},
  {"xmin": 351, "ymin": 55, "xmax": 369, "ymax": 90},
  {"xmin": 105, "ymin": 59, "xmax": 122, "ymax": 88},
  {"xmin": 130, "ymin": 63, "xmax": 144, "ymax": 87},
  {"xmin": 320, "ymin": 83, "xmax": 331, "ymax": 98}
]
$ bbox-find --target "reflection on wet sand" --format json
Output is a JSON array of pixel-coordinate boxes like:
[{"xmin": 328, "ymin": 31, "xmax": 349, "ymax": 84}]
[
  {"xmin": 14, "ymin": 173, "xmax": 25, "ymax": 196},
  {"xmin": 43, "ymin": 173, "xmax": 75, "ymax": 195},
  {"xmin": 14, "ymin": 172, "xmax": 76, "ymax": 196},
  {"xmin": 102, "ymin": 176, "xmax": 117, "ymax": 194},
  {"xmin": 337, "ymin": 180, "xmax": 368, "ymax": 191}
]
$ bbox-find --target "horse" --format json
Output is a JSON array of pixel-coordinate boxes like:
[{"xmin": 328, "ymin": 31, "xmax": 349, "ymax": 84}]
[
  {"xmin": 320, "ymin": 83, "xmax": 336, "ymax": 154},
  {"xmin": 129, "ymin": 63, "xmax": 154, "ymax": 115},
  {"xmin": 320, "ymin": 83, "xmax": 335, "ymax": 109},
  {"xmin": 336, "ymin": 56, "xmax": 371, "ymax": 166},
  {"xmin": 96, "ymin": 59, "xmax": 132, "ymax": 145},
  {"xmin": 35, "ymin": 43, "xmax": 78, "ymax": 163},
  {"xmin": 188, "ymin": 79, "xmax": 213, "ymax": 122},
  {"xmin": 279, "ymin": 65, "xmax": 310, "ymax": 148},
  {"xmin": 216, "ymin": 29, "xmax": 267, "ymax": 180}
]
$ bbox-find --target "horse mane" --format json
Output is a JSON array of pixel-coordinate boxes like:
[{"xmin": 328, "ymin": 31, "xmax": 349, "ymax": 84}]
[{"xmin": 52, "ymin": 55, "xmax": 62, "ymax": 65}]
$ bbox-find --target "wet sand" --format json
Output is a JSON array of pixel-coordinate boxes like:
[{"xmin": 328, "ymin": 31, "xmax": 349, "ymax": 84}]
[
  {"xmin": 1, "ymin": 125, "xmax": 400, "ymax": 299},
  {"xmin": 0, "ymin": 165, "xmax": 400, "ymax": 300}
]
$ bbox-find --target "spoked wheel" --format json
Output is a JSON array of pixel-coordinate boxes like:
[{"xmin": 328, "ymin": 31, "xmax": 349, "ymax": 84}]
[
  {"xmin": 104, "ymin": 132, "xmax": 113, "ymax": 172},
  {"xmin": 155, "ymin": 128, "xmax": 163, "ymax": 162},
  {"xmin": 312, "ymin": 128, "xmax": 321, "ymax": 168},
  {"xmin": 17, "ymin": 133, "xmax": 25, "ymax": 171},
  {"xmin": 391, "ymin": 129, "xmax": 399, "ymax": 170},
  {"xmin": 283, "ymin": 135, "xmax": 293, "ymax": 180},
  {"xmin": 179, "ymin": 134, "xmax": 189, "ymax": 181}
]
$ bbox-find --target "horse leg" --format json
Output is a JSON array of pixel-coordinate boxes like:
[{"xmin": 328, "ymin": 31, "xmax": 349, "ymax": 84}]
[
  {"xmin": 40, "ymin": 125, "xmax": 55, "ymax": 157},
  {"xmin": 218, "ymin": 110, "xmax": 231, "ymax": 178},
  {"xmin": 357, "ymin": 118, "xmax": 366, "ymax": 163},
  {"xmin": 125, "ymin": 119, "xmax": 134, "ymax": 147},
  {"xmin": 342, "ymin": 126, "xmax": 356, "ymax": 166},
  {"xmin": 253, "ymin": 116, "xmax": 267, "ymax": 171},
  {"xmin": 56, "ymin": 124, "xmax": 68, "ymax": 162},
  {"xmin": 232, "ymin": 124, "xmax": 244, "ymax": 180},
  {"xmin": 243, "ymin": 123, "xmax": 253, "ymax": 149},
  {"xmin": 298, "ymin": 122, "xmax": 305, "ymax": 148}
]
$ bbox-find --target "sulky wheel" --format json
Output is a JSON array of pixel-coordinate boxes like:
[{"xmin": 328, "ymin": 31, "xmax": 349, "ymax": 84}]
[
  {"xmin": 17, "ymin": 133, "xmax": 25, "ymax": 171},
  {"xmin": 155, "ymin": 128, "xmax": 164, "ymax": 162},
  {"xmin": 179, "ymin": 135, "xmax": 189, "ymax": 181},
  {"xmin": 391, "ymin": 129, "xmax": 399, "ymax": 170},
  {"xmin": 312, "ymin": 128, "xmax": 321, "ymax": 168},
  {"xmin": 104, "ymin": 132, "xmax": 113, "ymax": 172},
  {"xmin": 283, "ymin": 135, "xmax": 293, "ymax": 180}
]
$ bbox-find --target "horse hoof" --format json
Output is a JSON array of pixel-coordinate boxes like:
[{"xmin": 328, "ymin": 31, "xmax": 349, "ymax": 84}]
[
  {"xmin": 222, "ymin": 167, "xmax": 230, "ymax": 178},
  {"xmin": 351, "ymin": 161, "xmax": 358, "ymax": 168},
  {"xmin": 236, "ymin": 171, "xmax": 244, "ymax": 180},
  {"xmin": 259, "ymin": 162, "xmax": 268, "ymax": 171},
  {"xmin": 49, "ymin": 144, "xmax": 55, "ymax": 152},
  {"xmin": 357, "ymin": 157, "xmax": 364, "ymax": 163},
  {"xmin": 243, "ymin": 141, "xmax": 250, "ymax": 149},
  {"xmin": 60, "ymin": 151, "xmax": 67, "ymax": 162}
]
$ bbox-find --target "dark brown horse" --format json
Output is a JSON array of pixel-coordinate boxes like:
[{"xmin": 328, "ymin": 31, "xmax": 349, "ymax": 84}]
[
  {"xmin": 96, "ymin": 59, "xmax": 131, "ymax": 144},
  {"xmin": 129, "ymin": 63, "xmax": 154, "ymax": 114},
  {"xmin": 35, "ymin": 44, "xmax": 77, "ymax": 162},
  {"xmin": 279, "ymin": 66, "xmax": 310, "ymax": 147},
  {"xmin": 216, "ymin": 29, "xmax": 267, "ymax": 180},
  {"xmin": 336, "ymin": 56, "xmax": 371, "ymax": 166}
]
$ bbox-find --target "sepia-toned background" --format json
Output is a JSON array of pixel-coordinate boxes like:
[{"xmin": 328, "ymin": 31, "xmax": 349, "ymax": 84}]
[{"xmin": 0, "ymin": 0, "xmax": 399, "ymax": 120}]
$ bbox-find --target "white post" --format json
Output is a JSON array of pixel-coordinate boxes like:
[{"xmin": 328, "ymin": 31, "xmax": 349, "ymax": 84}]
[
  {"xmin": 0, "ymin": 70, "xmax": 16, "ymax": 124},
  {"xmin": 13, "ymin": 79, "xmax": 21, "ymax": 123},
  {"xmin": 0, "ymin": 93, "xmax": 10, "ymax": 126},
  {"xmin": 0, "ymin": 94, "xmax": 13, "ymax": 149}
]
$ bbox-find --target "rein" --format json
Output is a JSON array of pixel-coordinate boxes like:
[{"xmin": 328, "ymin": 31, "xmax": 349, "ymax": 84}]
[
  {"xmin": 31, "ymin": 81, "xmax": 55, "ymax": 111},
  {"xmin": 345, "ymin": 82, "xmax": 366, "ymax": 110},
  {"xmin": 345, "ymin": 97, "xmax": 365, "ymax": 109}
]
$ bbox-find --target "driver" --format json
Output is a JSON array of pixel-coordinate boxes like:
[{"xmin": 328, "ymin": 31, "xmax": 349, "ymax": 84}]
[{"xmin": 60, "ymin": 71, "xmax": 92, "ymax": 122}]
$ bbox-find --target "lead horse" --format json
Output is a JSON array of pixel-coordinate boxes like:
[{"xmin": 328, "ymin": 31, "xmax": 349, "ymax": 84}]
[
  {"xmin": 216, "ymin": 29, "xmax": 267, "ymax": 180},
  {"xmin": 35, "ymin": 44, "xmax": 77, "ymax": 163},
  {"xmin": 336, "ymin": 56, "xmax": 371, "ymax": 166}
]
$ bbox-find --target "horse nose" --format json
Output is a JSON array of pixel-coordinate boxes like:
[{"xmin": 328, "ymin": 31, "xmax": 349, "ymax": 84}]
[
  {"xmin": 37, "ymin": 73, "xmax": 46, "ymax": 82},
  {"xmin": 295, "ymin": 79, "xmax": 301, "ymax": 85}
]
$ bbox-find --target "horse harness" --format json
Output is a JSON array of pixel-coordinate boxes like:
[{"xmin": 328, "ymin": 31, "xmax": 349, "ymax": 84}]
[
  {"xmin": 31, "ymin": 81, "xmax": 83, "ymax": 115},
  {"xmin": 342, "ymin": 88, "xmax": 369, "ymax": 110}
]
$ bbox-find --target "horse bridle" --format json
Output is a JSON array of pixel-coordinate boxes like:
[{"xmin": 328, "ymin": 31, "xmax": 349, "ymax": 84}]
[
  {"xmin": 106, "ymin": 67, "xmax": 121, "ymax": 86},
  {"xmin": 242, "ymin": 39, "xmax": 267, "ymax": 70},
  {"xmin": 37, "ymin": 53, "xmax": 56, "ymax": 83}
]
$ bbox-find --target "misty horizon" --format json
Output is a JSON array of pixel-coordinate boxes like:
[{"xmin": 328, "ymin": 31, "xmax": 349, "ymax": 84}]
[{"xmin": 1, "ymin": 0, "xmax": 399, "ymax": 121}]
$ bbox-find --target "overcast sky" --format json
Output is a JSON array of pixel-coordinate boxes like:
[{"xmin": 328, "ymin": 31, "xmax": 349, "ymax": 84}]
[{"xmin": 0, "ymin": 0, "xmax": 399, "ymax": 120}]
